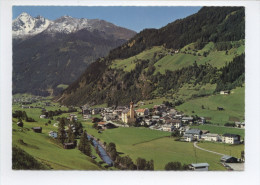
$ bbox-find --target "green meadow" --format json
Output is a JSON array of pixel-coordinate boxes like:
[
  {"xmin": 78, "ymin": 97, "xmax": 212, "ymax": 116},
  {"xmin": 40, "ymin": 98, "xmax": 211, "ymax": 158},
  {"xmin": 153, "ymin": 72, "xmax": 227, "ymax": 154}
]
[
  {"xmin": 176, "ymin": 86, "xmax": 244, "ymax": 125},
  {"xmin": 197, "ymin": 142, "xmax": 244, "ymax": 159},
  {"xmin": 12, "ymin": 123, "xmax": 102, "ymax": 170},
  {"xmin": 110, "ymin": 46, "xmax": 167, "ymax": 72},
  {"xmin": 82, "ymin": 122, "xmax": 243, "ymax": 170}
]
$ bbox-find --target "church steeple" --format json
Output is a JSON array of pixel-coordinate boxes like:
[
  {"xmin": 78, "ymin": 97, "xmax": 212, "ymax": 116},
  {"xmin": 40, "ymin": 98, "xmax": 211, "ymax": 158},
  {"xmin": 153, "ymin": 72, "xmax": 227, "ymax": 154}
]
[{"xmin": 130, "ymin": 101, "xmax": 134, "ymax": 119}]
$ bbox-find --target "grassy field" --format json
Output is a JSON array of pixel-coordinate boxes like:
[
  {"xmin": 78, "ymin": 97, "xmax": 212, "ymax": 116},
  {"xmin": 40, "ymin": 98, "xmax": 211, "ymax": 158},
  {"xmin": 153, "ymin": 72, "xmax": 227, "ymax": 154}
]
[
  {"xmin": 176, "ymin": 86, "xmax": 244, "ymax": 125},
  {"xmin": 57, "ymin": 84, "xmax": 69, "ymax": 90},
  {"xmin": 12, "ymin": 123, "xmax": 102, "ymax": 170},
  {"xmin": 110, "ymin": 46, "xmax": 167, "ymax": 72},
  {"xmin": 197, "ymin": 142, "xmax": 244, "ymax": 159},
  {"xmin": 175, "ymin": 83, "xmax": 217, "ymax": 101},
  {"xmin": 81, "ymin": 122, "xmax": 242, "ymax": 170},
  {"xmin": 137, "ymin": 97, "xmax": 168, "ymax": 109}
]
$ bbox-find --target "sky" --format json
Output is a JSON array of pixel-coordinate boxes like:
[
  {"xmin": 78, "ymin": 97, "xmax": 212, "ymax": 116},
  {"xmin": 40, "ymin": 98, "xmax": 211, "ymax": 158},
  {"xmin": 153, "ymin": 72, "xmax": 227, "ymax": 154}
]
[{"xmin": 13, "ymin": 6, "xmax": 201, "ymax": 32}]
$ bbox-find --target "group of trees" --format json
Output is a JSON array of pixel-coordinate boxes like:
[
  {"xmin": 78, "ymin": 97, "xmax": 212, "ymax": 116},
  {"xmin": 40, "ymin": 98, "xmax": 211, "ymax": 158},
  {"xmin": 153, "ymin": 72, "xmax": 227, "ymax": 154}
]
[
  {"xmin": 106, "ymin": 142, "xmax": 154, "ymax": 170},
  {"xmin": 57, "ymin": 117, "xmax": 83, "ymax": 145},
  {"xmin": 215, "ymin": 54, "xmax": 245, "ymax": 92},
  {"xmin": 78, "ymin": 130, "xmax": 92, "ymax": 157},
  {"xmin": 12, "ymin": 110, "xmax": 35, "ymax": 122},
  {"xmin": 41, "ymin": 107, "xmax": 77, "ymax": 119},
  {"xmin": 164, "ymin": 161, "xmax": 189, "ymax": 170}
]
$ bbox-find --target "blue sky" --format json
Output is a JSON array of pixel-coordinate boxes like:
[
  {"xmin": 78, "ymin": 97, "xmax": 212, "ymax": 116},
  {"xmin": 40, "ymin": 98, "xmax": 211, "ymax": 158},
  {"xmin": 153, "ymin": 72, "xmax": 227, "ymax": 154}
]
[{"xmin": 13, "ymin": 6, "xmax": 201, "ymax": 32}]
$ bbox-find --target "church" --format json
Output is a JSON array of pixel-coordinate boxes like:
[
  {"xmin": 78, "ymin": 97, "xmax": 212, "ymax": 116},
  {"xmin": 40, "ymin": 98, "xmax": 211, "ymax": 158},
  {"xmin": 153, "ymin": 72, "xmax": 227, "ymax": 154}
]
[{"xmin": 121, "ymin": 102, "xmax": 136, "ymax": 124}]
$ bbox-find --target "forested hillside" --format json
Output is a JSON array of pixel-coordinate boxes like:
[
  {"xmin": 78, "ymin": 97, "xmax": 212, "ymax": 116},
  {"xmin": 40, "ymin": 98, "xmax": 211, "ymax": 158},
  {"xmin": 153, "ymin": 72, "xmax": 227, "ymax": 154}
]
[{"xmin": 57, "ymin": 7, "xmax": 245, "ymax": 106}]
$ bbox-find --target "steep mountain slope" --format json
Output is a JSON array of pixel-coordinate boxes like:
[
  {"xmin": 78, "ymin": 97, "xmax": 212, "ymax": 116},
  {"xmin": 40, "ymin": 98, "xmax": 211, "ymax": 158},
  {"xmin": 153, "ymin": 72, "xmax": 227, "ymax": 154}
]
[
  {"xmin": 12, "ymin": 13, "xmax": 136, "ymax": 96},
  {"xmin": 57, "ymin": 7, "xmax": 245, "ymax": 106}
]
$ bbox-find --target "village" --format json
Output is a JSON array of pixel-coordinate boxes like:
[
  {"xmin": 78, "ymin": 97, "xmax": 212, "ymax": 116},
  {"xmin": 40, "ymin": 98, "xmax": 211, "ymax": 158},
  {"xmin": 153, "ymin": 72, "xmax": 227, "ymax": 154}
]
[{"xmin": 80, "ymin": 101, "xmax": 244, "ymax": 145}]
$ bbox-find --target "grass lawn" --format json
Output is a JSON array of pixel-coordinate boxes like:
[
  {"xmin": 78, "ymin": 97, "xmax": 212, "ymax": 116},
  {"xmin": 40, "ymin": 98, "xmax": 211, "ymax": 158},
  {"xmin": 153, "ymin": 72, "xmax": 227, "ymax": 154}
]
[
  {"xmin": 154, "ymin": 40, "xmax": 244, "ymax": 75},
  {"xmin": 137, "ymin": 97, "xmax": 168, "ymax": 109},
  {"xmin": 82, "ymin": 122, "xmax": 227, "ymax": 170},
  {"xmin": 176, "ymin": 86, "xmax": 244, "ymax": 125},
  {"xmin": 110, "ymin": 46, "xmax": 167, "ymax": 72},
  {"xmin": 197, "ymin": 142, "xmax": 244, "ymax": 159}
]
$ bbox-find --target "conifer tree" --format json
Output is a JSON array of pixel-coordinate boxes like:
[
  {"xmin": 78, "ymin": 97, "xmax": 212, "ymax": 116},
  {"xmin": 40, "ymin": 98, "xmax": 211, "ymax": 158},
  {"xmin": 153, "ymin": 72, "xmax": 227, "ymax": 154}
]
[
  {"xmin": 58, "ymin": 117, "xmax": 66, "ymax": 144},
  {"xmin": 67, "ymin": 125, "xmax": 75, "ymax": 143},
  {"xmin": 78, "ymin": 130, "xmax": 92, "ymax": 157}
]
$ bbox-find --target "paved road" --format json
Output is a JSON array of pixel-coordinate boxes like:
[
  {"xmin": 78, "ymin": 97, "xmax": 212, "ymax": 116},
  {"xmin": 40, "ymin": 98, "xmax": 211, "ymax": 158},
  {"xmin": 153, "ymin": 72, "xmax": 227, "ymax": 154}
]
[{"xmin": 193, "ymin": 142, "xmax": 226, "ymax": 156}]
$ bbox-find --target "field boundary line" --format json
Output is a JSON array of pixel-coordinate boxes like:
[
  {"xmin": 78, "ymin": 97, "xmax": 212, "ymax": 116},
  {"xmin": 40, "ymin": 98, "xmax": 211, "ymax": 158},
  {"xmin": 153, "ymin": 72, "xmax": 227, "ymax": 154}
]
[{"xmin": 132, "ymin": 136, "xmax": 169, "ymax": 146}]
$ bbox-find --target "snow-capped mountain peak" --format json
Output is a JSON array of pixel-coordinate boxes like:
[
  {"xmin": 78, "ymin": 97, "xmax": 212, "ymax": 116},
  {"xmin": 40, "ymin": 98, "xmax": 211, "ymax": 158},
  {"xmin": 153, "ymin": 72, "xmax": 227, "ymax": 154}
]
[{"xmin": 12, "ymin": 12, "xmax": 53, "ymax": 38}]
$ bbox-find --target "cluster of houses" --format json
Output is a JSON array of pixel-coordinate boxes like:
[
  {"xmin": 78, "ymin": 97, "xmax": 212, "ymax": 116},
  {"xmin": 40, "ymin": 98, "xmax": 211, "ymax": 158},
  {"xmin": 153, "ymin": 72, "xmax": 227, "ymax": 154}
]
[
  {"xmin": 182, "ymin": 128, "xmax": 241, "ymax": 144},
  {"xmin": 81, "ymin": 102, "xmax": 242, "ymax": 145}
]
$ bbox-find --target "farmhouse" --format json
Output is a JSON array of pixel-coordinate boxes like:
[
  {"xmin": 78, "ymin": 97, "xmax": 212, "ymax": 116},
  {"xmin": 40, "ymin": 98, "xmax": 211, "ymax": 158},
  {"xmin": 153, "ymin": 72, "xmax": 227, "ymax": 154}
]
[
  {"xmin": 189, "ymin": 163, "xmax": 209, "ymax": 171},
  {"xmin": 201, "ymin": 133, "xmax": 221, "ymax": 142},
  {"xmin": 221, "ymin": 155, "xmax": 238, "ymax": 163},
  {"xmin": 185, "ymin": 129, "xmax": 202, "ymax": 140},
  {"xmin": 182, "ymin": 134, "xmax": 194, "ymax": 142},
  {"xmin": 17, "ymin": 121, "xmax": 23, "ymax": 127},
  {"xmin": 220, "ymin": 90, "xmax": 230, "ymax": 95},
  {"xmin": 39, "ymin": 115, "xmax": 46, "ymax": 119},
  {"xmin": 235, "ymin": 122, "xmax": 245, "ymax": 128},
  {"xmin": 222, "ymin": 133, "xmax": 240, "ymax": 144},
  {"xmin": 63, "ymin": 142, "xmax": 76, "ymax": 149},
  {"xmin": 121, "ymin": 102, "xmax": 136, "ymax": 124},
  {"xmin": 32, "ymin": 127, "xmax": 42, "ymax": 133}
]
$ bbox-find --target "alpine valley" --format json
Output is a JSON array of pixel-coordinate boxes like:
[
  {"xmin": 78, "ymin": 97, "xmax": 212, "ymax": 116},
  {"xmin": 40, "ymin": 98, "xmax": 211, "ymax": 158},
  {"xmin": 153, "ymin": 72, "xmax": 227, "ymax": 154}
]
[{"xmin": 12, "ymin": 7, "xmax": 245, "ymax": 171}]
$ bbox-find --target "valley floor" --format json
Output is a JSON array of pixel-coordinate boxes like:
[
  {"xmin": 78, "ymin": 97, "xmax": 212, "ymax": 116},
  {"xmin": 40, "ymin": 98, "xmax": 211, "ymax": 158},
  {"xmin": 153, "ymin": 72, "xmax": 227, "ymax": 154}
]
[{"xmin": 12, "ymin": 95, "xmax": 244, "ymax": 171}]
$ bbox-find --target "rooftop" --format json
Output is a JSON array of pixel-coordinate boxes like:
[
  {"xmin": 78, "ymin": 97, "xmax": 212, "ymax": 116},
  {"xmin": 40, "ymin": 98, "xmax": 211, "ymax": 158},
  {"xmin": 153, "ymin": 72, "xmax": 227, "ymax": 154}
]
[{"xmin": 190, "ymin": 163, "xmax": 209, "ymax": 167}]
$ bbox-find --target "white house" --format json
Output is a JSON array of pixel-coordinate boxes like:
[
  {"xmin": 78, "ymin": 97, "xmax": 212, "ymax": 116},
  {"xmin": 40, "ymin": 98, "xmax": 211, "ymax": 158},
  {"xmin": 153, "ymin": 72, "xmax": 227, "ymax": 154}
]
[
  {"xmin": 222, "ymin": 134, "xmax": 240, "ymax": 144},
  {"xmin": 161, "ymin": 125, "xmax": 172, "ymax": 132},
  {"xmin": 83, "ymin": 114, "xmax": 91, "ymax": 120},
  {"xmin": 235, "ymin": 122, "xmax": 245, "ymax": 128},
  {"xmin": 40, "ymin": 115, "xmax": 46, "ymax": 119},
  {"xmin": 189, "ymin": 163, "xmax": 209, "ymax": 171},
  {"xmin": 220, "ymin": 90, "xmax": 230, "ymax": 95},
  {"xmin": 182, "ymin": 116, "xmax": 194, "ymax": 123},
  {"xmin": 182, "ymin": 134, "xmax": 194, "ymax": 142},
  {"xmin": 201, "ymin": 133, "xmax": 221, "ymax": 142},
  {"xmin": 184, "ymin": 129, "xmax": 202, "ymax": 140}
]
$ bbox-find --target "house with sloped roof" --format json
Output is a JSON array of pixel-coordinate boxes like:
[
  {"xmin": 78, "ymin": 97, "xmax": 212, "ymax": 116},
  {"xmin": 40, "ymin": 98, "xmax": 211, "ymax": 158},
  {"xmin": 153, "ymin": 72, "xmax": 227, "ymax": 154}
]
[
  {"xmin": 201, "ymin": 133, "xmax": 221, "ymax": 142},
  {"xmin": 185, "ymin": 129, "xmax": 202, "ymax": 140},
  {"xmin": 135, "ymin": 108, "xmax": 149, "ymax": 116},
  {"xmin": 189, "ymin": 163, "xmax": 209, "ymax": 171},
  {"xmin": 222, "ymin": 133, "xmax": 240, "ymax": 144},
  {"xmin": 221, "ymin": 155, "xmax": 238, "ymax": 163}
]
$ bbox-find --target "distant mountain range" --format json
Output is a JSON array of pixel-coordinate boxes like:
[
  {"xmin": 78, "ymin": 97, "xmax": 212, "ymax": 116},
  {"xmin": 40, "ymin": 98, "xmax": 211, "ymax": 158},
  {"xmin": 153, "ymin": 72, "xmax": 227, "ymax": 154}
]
[
  {"xmin": 12, "ymin": 12, "xmax": 136, "ymax": 96},
  {"xmin": 57, "ymin": 7, "xmax": 245, "ymax": 106}
]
